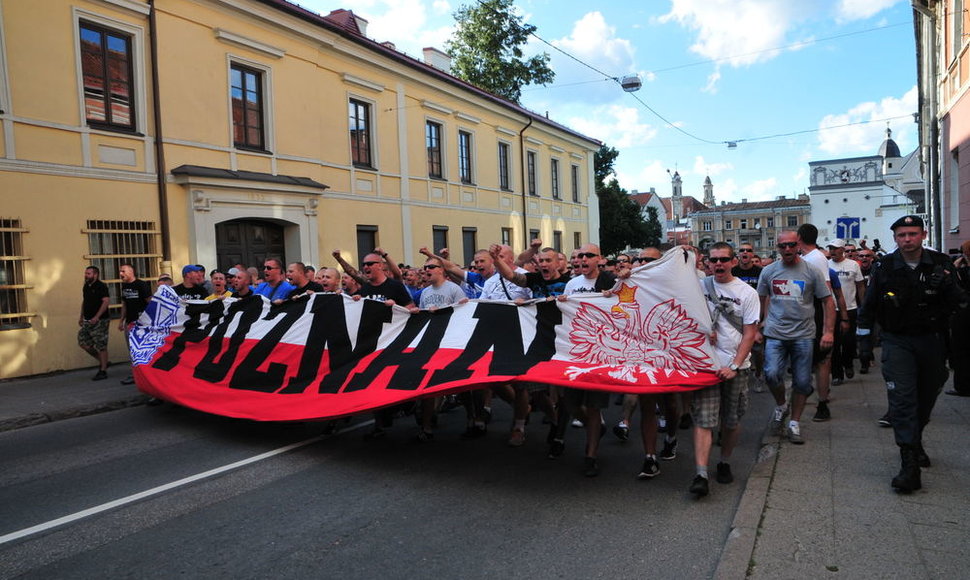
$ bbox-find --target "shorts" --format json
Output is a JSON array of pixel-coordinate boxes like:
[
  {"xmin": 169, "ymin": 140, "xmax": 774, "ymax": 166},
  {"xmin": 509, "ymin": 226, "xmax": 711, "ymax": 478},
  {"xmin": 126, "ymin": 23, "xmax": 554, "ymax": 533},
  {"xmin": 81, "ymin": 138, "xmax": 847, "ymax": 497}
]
[
  {"xmin": 564, "ymin": 387, "xmax": 611, "ymax": 410},
  {"xmin": 691, "ymin": 371, "xmax": 750, "ymax": 430},
  {"xmin": 78, "ymin": 319, "xmax": 110, "ymax": 351}
]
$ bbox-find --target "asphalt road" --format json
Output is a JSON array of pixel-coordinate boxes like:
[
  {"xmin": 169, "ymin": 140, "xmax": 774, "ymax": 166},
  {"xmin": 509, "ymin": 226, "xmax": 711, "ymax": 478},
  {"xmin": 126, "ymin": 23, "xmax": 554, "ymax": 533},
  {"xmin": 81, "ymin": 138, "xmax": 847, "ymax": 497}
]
[{"xmin": 0, "ymin": 391, "xmax": 773, "ymax": 579}]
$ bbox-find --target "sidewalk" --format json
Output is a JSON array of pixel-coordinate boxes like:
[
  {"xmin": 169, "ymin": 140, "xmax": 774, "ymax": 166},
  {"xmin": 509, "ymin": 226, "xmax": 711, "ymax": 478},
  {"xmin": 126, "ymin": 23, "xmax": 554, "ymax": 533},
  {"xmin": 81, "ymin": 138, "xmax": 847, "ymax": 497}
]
[
  {"xmin": 0, "ymin": 366, "xmax": 149, "ymax": 432},
  {"xmin": 717, "ymin": 357, "xmax": 970, "ymax": 578}
]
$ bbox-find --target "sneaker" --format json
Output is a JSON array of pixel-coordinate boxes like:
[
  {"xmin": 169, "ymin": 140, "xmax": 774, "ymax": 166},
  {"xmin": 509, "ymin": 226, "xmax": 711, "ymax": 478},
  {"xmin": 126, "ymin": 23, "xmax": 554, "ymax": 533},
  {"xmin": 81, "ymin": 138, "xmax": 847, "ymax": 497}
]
[
  {"xmin": 716, "ymin": 462, "xmax": 734, "ymax": 484},
  {"xmin": 878, "ymin": 413, "xmax": 891, "ymax": 428},
  {"xmin": 120, "ymin": 375, "xmax": 135, "ymax": 385},
  {"xmin": 660, "ymin": 437, "xmax": 677, "ymax": 460},
  {"xmin": 612, "ymin": 421, "xmax": 630, "ymax": 441},
  {"xmin": 637, "ymin": 457, "xmax": 660, "ymax": 479},
  {"xmin": 845, "ymin": 367, "xmax": 855, "ymax": 379},
  {"xmin": 508, "ymin": 428, "xmax": 526, "ymax": 447},
  {"xmin": 92, "ymin": 369, "xmax": 107, "ymax": 381},
  {"xmin": 812, "ymin": 401, "xmax": 831, "ymax": 422},
  {"xmin": 571, "ymin": 418, "xmax": 584, "ymax": 428},
  {"xmin": 787, "ymin": 422, "xmax": 804, "ymax": 445},
  {"xmin": 146, "ymin": 397, "xmax": 163, "ymax": 407},
  {"xmin": 831, "ymin": 378, "xmax": 843, "ymax": 386},
  {"xmin": 547, "ymin": 439, "xmax": 565, "ymax": 459},
  {"xmin": 461, "ymin": 424, "xmax": 487, "ymax": 439},
  {"xmin": 583, "ymin": 457, "xmax": 600, "ymax": 477},
  {"xmin": 413, "ymin": 430, "xmax": 434, "ymax": 443},
  {"xmin": 771, "ymin": 405, "xmax": 788, "ymax": 434},
  {"xmin": 689, "ymin": 475, "xmax": 710, "ymax": 497}
]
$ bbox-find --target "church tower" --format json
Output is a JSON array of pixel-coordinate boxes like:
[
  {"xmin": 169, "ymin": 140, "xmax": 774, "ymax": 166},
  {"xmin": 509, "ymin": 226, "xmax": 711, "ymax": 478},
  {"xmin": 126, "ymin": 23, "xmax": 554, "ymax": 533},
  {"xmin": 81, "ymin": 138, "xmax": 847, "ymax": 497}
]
[
  {"xmin": 703, "ymin": 175, "xmax": 715, "ymax": 206},
  {"xmin": 671, "ymin": 170, "xmax": 683, "ymax": 220}
]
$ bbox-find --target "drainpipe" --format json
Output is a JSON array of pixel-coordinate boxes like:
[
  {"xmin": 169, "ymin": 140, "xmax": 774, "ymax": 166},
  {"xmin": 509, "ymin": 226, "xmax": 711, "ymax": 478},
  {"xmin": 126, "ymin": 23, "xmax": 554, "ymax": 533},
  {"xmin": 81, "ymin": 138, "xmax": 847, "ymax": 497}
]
[
  {"xmin": 518, "ymin": 116, "xmax": 533, "ymax": 246},
  {"xmin": 148, "ymin": 0, "xmax": 172, "ymax": 269}
]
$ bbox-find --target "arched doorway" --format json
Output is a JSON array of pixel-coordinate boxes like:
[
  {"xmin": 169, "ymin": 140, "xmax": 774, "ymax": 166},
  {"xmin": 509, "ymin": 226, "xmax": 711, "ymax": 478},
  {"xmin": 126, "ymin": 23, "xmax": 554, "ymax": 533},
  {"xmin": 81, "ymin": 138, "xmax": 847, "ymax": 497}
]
[{"xmin": 215, "ymin": 219, "xmax": 286, "ymax": 270}]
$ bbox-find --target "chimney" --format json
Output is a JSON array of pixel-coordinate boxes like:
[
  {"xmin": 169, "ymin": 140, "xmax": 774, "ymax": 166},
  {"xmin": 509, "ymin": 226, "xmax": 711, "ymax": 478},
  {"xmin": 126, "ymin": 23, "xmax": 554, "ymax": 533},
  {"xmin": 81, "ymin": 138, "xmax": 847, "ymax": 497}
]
[
  {"xmin": 423, "ymin": 47, "xmax": 452, "ymax": 72},
  {"xmin": 381, "ymin": 41, "xmax": 396, "ymax": 50},
  {"xmin": 741, "ymin": 198, "xmax": 747, "ymax": 204},
  {"xmin": 776, "ymin": 195, "xmax": 785, "ymax": 201}
]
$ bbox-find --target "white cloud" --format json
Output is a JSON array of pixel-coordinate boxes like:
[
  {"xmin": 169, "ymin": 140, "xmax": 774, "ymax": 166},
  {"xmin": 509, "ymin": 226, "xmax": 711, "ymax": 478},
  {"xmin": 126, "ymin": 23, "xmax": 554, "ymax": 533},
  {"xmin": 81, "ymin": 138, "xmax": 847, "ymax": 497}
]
[
  {"xmin": 616, "ymin": 160, "xmax": 670, "ymax": 195},
  {"xmin": 692, "ymin": 155, "xmax": 734, "ymax": 177},
  {"xmin": 660, "ymin": 0, "xmax": 811, "ymax": 67},
  {"xmin": 566, "ymin": 105, "xmax": 657, "ymax": 149},
  {"xmin": 816, "ymin": 86, "xmax": 917, "ymax": 156},
  {"xmin": 836, "ymin": 0, "xmax": 903, "ymax": 21},
  {"xmin": 793, "ymin": 167, "xmax": 807, "ymax": 184},
  {"xmin": 431, "ymin": 0, "xmax": 451, "ymax": 15},
  {"xmin": 742, "ymin": 177, "xmax": 778, "ymax": 200},
  {"xmin": 554, "ymin": 12, "xmax": 636, "ymax": 73}
]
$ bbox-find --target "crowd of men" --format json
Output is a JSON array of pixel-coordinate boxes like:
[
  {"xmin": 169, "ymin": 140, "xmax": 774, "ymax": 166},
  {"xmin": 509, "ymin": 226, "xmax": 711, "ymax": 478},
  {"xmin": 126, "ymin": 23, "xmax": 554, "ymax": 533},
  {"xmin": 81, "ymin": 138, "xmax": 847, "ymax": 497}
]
[{"xmin": 79, "ymin": 216, "xmax": 969, "ymax": 496}]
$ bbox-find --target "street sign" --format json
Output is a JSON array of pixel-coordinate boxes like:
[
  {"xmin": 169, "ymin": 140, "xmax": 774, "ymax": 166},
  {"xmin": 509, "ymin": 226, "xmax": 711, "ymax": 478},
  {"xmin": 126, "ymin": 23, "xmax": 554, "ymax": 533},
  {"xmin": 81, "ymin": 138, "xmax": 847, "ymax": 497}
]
[{"xmin": 836, "ymin": 217, "xmax": 860, "ymax": 240}]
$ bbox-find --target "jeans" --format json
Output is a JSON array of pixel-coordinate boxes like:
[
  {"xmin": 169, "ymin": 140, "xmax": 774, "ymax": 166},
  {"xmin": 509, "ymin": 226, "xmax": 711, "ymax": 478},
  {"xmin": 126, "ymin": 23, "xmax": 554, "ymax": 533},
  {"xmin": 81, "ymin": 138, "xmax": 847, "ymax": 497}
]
[{"xmin": 764, "ymin": 337, "xmax": 815, "ymax": 397}]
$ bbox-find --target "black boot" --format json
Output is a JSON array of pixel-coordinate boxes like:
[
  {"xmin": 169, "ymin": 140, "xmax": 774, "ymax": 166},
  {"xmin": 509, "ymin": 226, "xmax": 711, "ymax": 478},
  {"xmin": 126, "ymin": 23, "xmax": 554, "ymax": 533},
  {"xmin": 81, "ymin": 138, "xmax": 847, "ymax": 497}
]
[
  {"xmin": 891, "ymin": 445, "xmax": 922, "ymax": 493},
  {"xmin": 916, "ymin": 442, "xmax": 931, "ymax": 468}
]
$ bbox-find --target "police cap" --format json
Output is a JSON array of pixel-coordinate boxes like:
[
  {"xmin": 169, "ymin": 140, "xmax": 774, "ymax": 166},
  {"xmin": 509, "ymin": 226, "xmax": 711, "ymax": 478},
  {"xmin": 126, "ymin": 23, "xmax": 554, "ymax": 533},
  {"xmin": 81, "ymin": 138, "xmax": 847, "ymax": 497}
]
[{"xmin": 890, "ymin": 215, "xmax": 924, "ymax": 231}]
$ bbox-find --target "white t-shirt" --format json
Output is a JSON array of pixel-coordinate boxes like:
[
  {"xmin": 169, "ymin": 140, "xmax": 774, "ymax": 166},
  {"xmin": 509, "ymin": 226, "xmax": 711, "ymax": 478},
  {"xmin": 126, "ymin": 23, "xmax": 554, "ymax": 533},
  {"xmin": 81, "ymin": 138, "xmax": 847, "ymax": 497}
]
[
  {"xmin": 802, "ymin": 248, "xmax": 831, "ymax": 288},
  {"xmin": 828, "ymin": 258, "xmax": 864, "ymax": 310},
  {"xmin": 479, "ymin": 268, "xmax": 532, "ymax": 301},
  {"xmin": 703, "ymin": 277, "xmax": 761, "ymax": 368},
  {"xmin": 564, "ymin": 273, "xmax": 600, "ymax": 295}
]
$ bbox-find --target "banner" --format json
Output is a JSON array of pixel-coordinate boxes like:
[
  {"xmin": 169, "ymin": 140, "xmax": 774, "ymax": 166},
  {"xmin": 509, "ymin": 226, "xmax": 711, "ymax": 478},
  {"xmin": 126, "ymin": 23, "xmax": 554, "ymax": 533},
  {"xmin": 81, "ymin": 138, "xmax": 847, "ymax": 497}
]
[{"xmin": 131, "ymin": 249, "xmax": 719, "ymax": 421}]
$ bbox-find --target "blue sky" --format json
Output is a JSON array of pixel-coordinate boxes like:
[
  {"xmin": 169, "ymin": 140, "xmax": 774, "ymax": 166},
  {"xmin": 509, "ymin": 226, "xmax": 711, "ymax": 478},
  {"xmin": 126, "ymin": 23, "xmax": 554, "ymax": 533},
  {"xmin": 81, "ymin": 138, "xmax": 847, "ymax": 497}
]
[{"xmin": 296, "ymin": 0, "xmax": 918, "ymax": 204}]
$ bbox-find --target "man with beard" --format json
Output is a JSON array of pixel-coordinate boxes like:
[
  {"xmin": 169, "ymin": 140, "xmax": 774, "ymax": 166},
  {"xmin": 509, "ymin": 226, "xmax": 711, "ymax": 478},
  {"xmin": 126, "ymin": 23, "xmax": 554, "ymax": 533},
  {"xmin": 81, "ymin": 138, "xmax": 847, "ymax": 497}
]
[
  {"xmin": 118, "ymin": 263, "xmax": 152, "ymax": 385},
  {"xmin": 79, "ymin": 265, "xmax": 111, "ymax": 380},
  {"xmin": 758, "ymin": 231, "xmax": 834, "ymax": 445}
]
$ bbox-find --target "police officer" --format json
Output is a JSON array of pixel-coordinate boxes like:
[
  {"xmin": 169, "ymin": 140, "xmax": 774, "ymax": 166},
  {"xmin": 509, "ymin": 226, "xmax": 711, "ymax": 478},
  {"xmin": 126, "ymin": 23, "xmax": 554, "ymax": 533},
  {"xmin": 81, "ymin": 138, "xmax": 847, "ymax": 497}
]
[{"xmin": 857, "ymin": 215, "xmax": 968, "ymax": 493}]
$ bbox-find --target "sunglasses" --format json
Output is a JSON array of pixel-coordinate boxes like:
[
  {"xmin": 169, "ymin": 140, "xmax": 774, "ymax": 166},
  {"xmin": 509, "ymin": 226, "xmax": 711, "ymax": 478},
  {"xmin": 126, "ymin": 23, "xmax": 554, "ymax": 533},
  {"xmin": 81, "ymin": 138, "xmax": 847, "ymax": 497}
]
[
  {"xmin": 708, "ymin": 256, "xmax": 733, "ymax": 264},
  {"xmin": 634, "ymin": 257, "xmax": 657, "ymax": 264},
  {"xmin": 738, "ymin": 248, "xmax": 753, "ymax": 253},
  {"xmin": 423, "ymin": 264, "xmax": 440, "ymax": 270},
  {"xmin": 777, "ymin": 242, "xmax": 798, "ymax": 249},
  {"xmin": 577, "ymin": 252, "xmax": 599, "ymax": 259},
  {"xmin": 263, "ymin": 265, "xmax": 278, "ymax": 270},
  {"xmin": 362, "ymin": 261, "xmax": 381, "ymax": 267}
]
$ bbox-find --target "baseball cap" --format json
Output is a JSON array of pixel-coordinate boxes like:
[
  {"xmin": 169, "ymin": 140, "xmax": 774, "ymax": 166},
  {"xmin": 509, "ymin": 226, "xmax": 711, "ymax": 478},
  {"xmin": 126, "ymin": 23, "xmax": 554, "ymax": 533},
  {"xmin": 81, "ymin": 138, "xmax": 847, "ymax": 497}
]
[
  {"xmin": 182, "ymin": 264, "xmax": 204, "ymax": 276},
  {"xmin": 227, "ymin": 267, "xmax": 241, "ymax": 277},
  {"xmin": 157, "ymin": 272, "xmax": 173, "ymax": 282},
  {"xmin": 827, "ymin": 239, "xmax": 846, "ymax": 248}
]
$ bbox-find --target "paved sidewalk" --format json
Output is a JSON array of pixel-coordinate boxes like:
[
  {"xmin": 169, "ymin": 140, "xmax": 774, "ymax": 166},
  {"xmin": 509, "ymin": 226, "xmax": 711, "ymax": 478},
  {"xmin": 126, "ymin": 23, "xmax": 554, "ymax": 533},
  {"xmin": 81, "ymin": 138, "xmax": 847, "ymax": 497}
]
[
  {"xmin": 0, "ymin": 366, "xmax": 148, "ymax": 432},
  {"xmin": 719, "ymin": 357, "xmax": 970, "ymax": 578}
]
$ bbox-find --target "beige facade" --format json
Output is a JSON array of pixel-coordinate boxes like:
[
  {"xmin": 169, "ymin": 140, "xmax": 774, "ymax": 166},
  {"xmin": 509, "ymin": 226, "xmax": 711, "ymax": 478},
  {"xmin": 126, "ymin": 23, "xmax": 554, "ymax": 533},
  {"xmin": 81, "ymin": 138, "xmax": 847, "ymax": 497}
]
[
  {"xmin": 0, "ymin": 0, "xmax": 600, "ymax": 379},
  {"xmin": 688, "ymin": 196, "xmax": 812, "ymax": 255}
]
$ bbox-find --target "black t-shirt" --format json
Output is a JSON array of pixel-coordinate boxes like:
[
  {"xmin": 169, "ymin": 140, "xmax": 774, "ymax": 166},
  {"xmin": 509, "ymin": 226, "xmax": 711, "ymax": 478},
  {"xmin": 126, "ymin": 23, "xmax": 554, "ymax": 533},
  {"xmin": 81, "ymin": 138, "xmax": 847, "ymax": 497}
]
[
  {"xmin": 356, "ymin": 278, "xmax": 413, "ymax": 306},
  {"xmin": 523, "ymin": 271, "xmax": 571, "ymax": 298},
  {"xmin": 286, "ymin": 281, "xmax": 324, "ymax": 300},
  {"xmin": 121, "ymin": 279, "xmax": 152, "ymax": 323},
  {"xmin": 173, "ymin": 283, "xmax": 206, "ymax": 301},
  {"xmin": 732, "ymin": 265, "xmax": 762, "ymax": 289},
  {"xmin": 82, "ymin": 280, "xmax": 110, "ymax": 320}
]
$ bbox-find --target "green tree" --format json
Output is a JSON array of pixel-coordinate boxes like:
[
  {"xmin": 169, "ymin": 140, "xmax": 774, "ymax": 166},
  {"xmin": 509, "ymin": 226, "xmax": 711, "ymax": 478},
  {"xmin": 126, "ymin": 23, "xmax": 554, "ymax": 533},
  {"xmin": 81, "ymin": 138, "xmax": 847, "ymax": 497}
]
[
  {"xmin": 447, "ymin": 0, "xmax": 555, "ymax": 103},
  {"xmin": 595, "ymin": 144, "xmax": 650, "ymax": 256},
  {"xmin": 643, "ymin": 205, "xmax": 663, "ymax": 248}
]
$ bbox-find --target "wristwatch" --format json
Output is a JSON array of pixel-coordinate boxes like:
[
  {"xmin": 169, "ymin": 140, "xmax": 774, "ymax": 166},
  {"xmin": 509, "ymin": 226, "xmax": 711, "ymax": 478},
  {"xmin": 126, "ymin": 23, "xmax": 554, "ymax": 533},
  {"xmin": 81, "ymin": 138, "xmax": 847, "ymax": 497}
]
[{"xmin": 729, "ymin": 363, "xmax": 739, "ymax": 371}]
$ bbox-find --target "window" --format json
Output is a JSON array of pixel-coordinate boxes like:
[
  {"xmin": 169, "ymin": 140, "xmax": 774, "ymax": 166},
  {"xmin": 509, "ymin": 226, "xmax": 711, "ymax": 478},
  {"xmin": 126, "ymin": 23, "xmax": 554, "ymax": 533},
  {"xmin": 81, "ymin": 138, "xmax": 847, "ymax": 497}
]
[
  {"xmin": 553, "ymin": 231, "xmax": 562, "ymax": 252},
  {"xmin": 725, "ymin": 220, "xmax": 732, "ymax": 230},
  {"xmin": 462, "ymin": 228, "xmax": 477, "ymax": 267},
  {"xmin": 498, "ymin": 142, "xmax": 511, "ymax": 191},
  {"xmin": 571, "ymin": 165, "xmax": 580, "ymax": 203},
  {"xmin": 550, "ymin": 159, "xmax": 561, "ymax": 199},
  {"xmin": 458, "ymin": 131, "xmax": 473, "ymax": 184},
  {"xmin": 349, "ymin": 99, "xmax": 372, "ymax": 168},
  {"xmin": 432, "ymin": 226, "xmax": 449, "ymax": 253},
  {"xmin": 231, "ymin": 63, "xmax": 265, "ymax": 150},
  {"xmin": 527, "ymin": 151, "xmax": 538, "ymax": 196},
  {"xmin": 703, "ymin": 221, "xmax": 713, "ymax": 232},
  {"xmin": 80, "ymin": 21, "xmax": 134, "ymax": 131},
  {"xmin": 356, "ymin": 225, "xmax": 379, "ymax": 264},
  {"xmin": 754, "ymin": 217, "xmax": 761, "ymax": 228},
  {"xmin": 426, "ymin": 121, "xmax": 443, "ymax": 178},
  {"xmin": 85, "ymin": 220, "xmax": 160, "ymax": 318},
  {"xmin": 787, "ymin": 215, "xmax": 798, "ymax": 227},
  {"xmin": 501, "ymin": 227, "xmax": 512, "ymax": 247},
  {"xmin": 954, "ymin": 0, "xmax": 965, "ymax": 59},
  {"xmin": 766, "ymin": 217, "xmax": 774, "ymax": 228},
  {"xmin": 740, "ymin": 219, "xmax": 748, "ymax": 229},
  {"xmin": 0, "ymin": 218, "xmax": 32, "ymax": 330},
  {"xmin": 573, "ymin": 232, "xmax": 581, "ymax": 249}
]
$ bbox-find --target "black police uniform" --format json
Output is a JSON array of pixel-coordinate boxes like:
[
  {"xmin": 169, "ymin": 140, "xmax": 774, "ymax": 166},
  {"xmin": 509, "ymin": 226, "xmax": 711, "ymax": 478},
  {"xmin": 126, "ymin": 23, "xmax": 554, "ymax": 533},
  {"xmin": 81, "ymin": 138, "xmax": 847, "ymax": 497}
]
[{"xmin": 857, "ymin": 217, "xmax": 967, "ymax": 491}]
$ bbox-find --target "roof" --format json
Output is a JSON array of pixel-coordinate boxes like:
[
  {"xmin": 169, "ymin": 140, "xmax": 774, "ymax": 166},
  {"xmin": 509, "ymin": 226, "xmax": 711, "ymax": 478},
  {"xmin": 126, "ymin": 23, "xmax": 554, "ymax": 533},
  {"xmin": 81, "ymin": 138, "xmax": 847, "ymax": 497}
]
[
  {"xmin": 254, "ymin": 1, "xmax": 600, "ymax": 147},
  {"xmin": 879, "ymin": 128, "xmax": 901, "ymax": 158},
  {"xmin": 660, "ymin": 196, "xmax": 708, "ymax": 219},
  {"xmin": 689, "ymin": 197, "xmax": 810, "ymax": 216},
  {"xmin": 171, "ymin": 165, "xmax": 328, "ymax": 189}
]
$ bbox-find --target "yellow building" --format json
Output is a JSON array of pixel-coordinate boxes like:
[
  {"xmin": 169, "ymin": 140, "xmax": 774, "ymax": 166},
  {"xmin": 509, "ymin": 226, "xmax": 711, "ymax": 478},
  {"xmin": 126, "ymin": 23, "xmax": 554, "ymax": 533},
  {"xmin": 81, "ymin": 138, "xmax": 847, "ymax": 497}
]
[{"xmin": 0, "ymin": 0, "xmax": 600, "ymax": 379}]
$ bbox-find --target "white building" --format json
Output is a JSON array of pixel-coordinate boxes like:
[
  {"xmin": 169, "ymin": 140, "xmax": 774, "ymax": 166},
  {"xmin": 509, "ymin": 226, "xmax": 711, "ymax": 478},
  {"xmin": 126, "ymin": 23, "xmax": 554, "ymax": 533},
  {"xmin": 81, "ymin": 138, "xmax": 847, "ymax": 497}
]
[{"xmin": 808, "ymin": 129, "xmax": 924, "ymax": 251}]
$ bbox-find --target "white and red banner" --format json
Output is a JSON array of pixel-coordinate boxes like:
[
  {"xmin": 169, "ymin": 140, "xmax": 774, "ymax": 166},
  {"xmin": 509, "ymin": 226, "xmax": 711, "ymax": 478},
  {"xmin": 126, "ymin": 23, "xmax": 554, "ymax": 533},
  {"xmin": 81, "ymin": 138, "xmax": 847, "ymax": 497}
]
[{"xmin": 131, "ymin": 249, "xmax": 719, "ymax": 421}]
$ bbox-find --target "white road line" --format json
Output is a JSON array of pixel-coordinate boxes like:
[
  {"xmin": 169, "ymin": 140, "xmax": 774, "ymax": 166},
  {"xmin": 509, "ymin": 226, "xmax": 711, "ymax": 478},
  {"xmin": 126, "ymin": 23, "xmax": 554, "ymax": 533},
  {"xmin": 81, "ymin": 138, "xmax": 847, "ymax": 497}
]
[{"xmin": 0, "ymin": 420, "xmax": 372, "ymax": 546}]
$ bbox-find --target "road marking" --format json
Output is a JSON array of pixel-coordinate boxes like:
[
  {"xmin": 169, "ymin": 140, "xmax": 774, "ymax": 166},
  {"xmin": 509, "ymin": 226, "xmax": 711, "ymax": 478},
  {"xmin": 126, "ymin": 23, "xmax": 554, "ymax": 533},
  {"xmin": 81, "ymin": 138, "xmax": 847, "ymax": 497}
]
[{"xmin": 0, "ymin": 420, "xmax": 372, "ymax": 546}]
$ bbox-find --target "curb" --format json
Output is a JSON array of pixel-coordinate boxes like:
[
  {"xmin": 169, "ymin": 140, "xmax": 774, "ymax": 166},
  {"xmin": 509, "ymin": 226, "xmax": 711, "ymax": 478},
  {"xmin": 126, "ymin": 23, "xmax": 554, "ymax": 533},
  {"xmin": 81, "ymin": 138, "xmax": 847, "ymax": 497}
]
[
  {"xmin": 713, "ymin": 419, "xmax": 781, "ymax": 579},
  {"xmin": 0, "ymin": 395, "xmax": 151, "ymax": 433}
]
